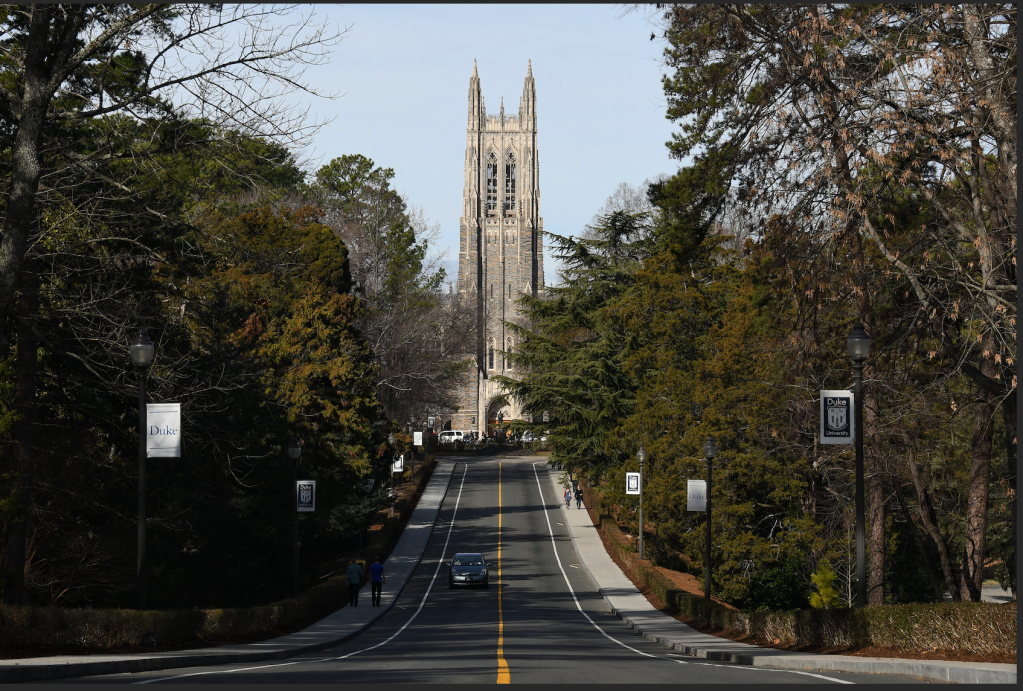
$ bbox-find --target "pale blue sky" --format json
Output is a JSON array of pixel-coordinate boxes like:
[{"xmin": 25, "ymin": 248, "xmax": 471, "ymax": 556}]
[{"xmin": 298, "ymin": 4, "xmax": 677, "ymax": 286}]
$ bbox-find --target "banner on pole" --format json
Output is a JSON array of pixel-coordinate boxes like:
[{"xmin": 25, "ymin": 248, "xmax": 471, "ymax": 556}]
[
  {"xmin": 392, "ymin": 455, "xmax": 404, "ymax": 473},
  {"xmin": 687, "ymin": 479, "xmax": 707, "ymax": 512},
  {"xmin": 625, "ymin": 472, "xmax": 641, "ymax": 495},
  {"xmin": 820, "ymin": 390, "xmax": 854, "ymax": 444},
  {"xmin": 413, "ymin": 431, "xmax": 423, "ymax": 446},
  {"xmin": 296, "ymin": 480, "xmax": 316, "ymax": 512},
  {"xmin": 146, "ymin": 403, "xmax": 181, "ymax": 458}
]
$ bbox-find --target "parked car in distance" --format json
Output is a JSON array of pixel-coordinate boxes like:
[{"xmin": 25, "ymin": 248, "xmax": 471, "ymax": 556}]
[
  {"xmin": 448, "ymin": 552, "xmax": 490, "ymax": 588},
  {"xmin": 438, "ymin": 431, "xmax": 468, "ymax": 444}
]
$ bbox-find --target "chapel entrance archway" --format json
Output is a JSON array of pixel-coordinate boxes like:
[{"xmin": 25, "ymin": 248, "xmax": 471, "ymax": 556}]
[{"xmin": 485, "ymin": 396, "xmax": 510, "ymax": 438}]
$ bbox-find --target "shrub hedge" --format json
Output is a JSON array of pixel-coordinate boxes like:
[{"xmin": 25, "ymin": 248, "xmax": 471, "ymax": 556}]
[
  {"xmin": 668, "ymin": 594, "xmax": 1016, "ymax": 655},
  {"xmin": 590, "ymin": 488, "xmax": 1016, "ymax": 656},
  {"xmin": 0, "ymin": 572, "xmax": 354, "ymax": 652}
]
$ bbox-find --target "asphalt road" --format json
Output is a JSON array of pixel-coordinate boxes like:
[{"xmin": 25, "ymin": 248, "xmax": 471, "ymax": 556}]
[{"xmin": 61, "ymin": 456, "xmax": 933, "ymax": 684}]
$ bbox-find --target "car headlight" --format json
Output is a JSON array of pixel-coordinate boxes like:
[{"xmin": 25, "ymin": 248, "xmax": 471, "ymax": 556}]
[{"xmin": 480, "ymin": 569, "xmax": 487, "ymax": 576}]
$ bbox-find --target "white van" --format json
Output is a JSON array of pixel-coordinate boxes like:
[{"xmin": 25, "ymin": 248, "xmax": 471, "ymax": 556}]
[{"xmin": 438, "ymin": 431, "xmax": 468, "ymax": 444}]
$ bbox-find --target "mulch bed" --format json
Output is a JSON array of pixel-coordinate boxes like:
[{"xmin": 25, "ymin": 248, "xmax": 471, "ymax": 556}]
[{"xmin": 577, "ymin": 479, "xmax": 1016, "ymax": 665}]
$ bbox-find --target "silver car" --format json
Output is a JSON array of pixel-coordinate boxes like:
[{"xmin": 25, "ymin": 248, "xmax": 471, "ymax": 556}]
[{"xmin": 448, "ymin": 552, "xmax": 490, "ymax": 588}]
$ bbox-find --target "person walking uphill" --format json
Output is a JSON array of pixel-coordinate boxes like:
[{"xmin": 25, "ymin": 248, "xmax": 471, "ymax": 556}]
[
  {"xmin": 564, "ymin": 487, "xmax": 571, "ymax": 508},
  {"xmin": 369, "ymin": 556, "xmax": 386, "ymax": 607},
  {"xmin": 347, "ymin": 559, "xmax": 364, "ymax": 607},
  {"xmin": 575, "ymin": 486, "xmax": 583, "ymax": 509}
]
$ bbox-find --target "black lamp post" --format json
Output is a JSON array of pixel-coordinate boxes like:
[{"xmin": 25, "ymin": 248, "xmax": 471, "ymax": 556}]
[
  {"xmin": 129, "ymin": 328, "xmax": 155, "ymax": 610},
  {"xmin": 497, "ymin": 411, "xmax": 504, "ymax": 443},
  {"xmin": 409, "ymin": 416, "xmax": 416, "ymax": 471},
  {"xmin": 637, "ymin": 445, "xmax": 646, "ymax": 560},
  {"xmin": 702, "ymin": 436, "xmax": 717, "ymax": 601},
  {"xmin": 288, "ymin": 438, "xmax": 302, "ymax": 598},
  {"xmin": 847, "ymin": 322, "xmax": 871, "ymax": 608}
]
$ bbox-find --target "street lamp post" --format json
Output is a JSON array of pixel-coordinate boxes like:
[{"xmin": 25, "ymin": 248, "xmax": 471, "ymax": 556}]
[
  {"xmin": 497, "ymin": 411, "xmax": 504, "ymax": 443},
  {"xmin": 288, "ymin": 438, "xmax": 302, "ymax": 598},
  {"xmin": 409, "ymin": 416, "xmax": 416, "ymax": 471},
  {"xmin": 847, "ymin": 322, "xmax": 871, "ymax": 608},
  {"xmin": 129, "ymin": 328, "xmax": 155, "ymax": 610},
  {"xmin": 637, "ymin": 445, "xmax": 646, "ymax": 560},
  {"xmin": 703, "ymin": 436, "xmax": 717, "ymax": 601}
]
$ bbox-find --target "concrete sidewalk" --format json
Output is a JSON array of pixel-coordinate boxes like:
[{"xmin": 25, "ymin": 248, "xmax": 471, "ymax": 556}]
[
  {"xmin": 548, "ymin": 469, "xmax": 1016, "ymax": 684},
  {"xmin": 0, "ymin": 462, "xmax": 457, "ymax": 684}
]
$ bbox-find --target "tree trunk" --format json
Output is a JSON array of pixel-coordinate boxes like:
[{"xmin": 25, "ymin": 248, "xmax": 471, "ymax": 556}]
[
  {"xmin": 902, "ymin": 429, "xmax": 960, "ymax": 601},
  {"xmin": 960, "ymin": 340, "xmax": 997, "ymax": 601},
  {"xmin": 1, "ymin": 259, "xmax": 40, "ymax": 604},
  {"xmin": 894, "ymin": 482, "xmax": 944, "ymax": 603},
  {"xmin": 0, "ymin": 8, "xmax": 55, "ymax": 326},
  {"xmin": 1004, "ymin": 391, "xmax": 1017, "ymax": 600},
  {"xmin": 847, "ymin": 225, "xmax": 885, "ymax": 606}
]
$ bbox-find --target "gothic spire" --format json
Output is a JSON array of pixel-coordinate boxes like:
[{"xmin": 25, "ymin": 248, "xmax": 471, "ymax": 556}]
[
  {"xmin": 521, "ymin": 59, "xmax": 536, "ymax": 125},
  {"xmin": 468, "ymin": 59, "xmax": 481, "ymax": 129}
]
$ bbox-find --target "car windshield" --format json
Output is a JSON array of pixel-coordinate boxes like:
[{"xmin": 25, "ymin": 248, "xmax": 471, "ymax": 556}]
[{"xmin": 453, "ymin": 554, "xmax": 484, "ymax": 566}]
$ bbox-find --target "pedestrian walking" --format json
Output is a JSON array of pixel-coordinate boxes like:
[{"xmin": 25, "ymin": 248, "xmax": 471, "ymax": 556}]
[
  {"xmin": 564, "ymin": 487, "xmax": 571, "ymax": 508},
  {"xmin": 575, "ymin": 486, "xmax": 583, "ymax": 509},
  {"xmin": 346, "ymin": 558, "xmax": 364, "ymax": 607},
  {"xmin": 369, "ymin": 556, "xmax": 386, "ymax": 607}
]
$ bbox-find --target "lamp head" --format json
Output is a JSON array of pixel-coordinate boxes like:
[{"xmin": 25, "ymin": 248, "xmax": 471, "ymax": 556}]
[
  {"xmin": 637, "ymin": 445, "xmax": 646, "ymax": 465},
  {"xmin": 847, "ymin": 322, "xmax": 871, "ymax": 362},
  {"xmin": 287, "ymin": 438, "xmax": 302, "ymax": 462},
  {"xmin": 129, "ymin": 328, "xmax": 155, "ymax": 367},
  {"xmin": 703, "ymin": 436, "xmax": 717, "ymax": 460},
  {"xmin": 388, "ymin": 433, "xmax": 395, "ymax": 446}
]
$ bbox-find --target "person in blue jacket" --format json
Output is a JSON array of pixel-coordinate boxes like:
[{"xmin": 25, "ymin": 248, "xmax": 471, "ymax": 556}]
[{"xmin": 369, "ymin": 556, "xmax": 386, "ymax": 607}]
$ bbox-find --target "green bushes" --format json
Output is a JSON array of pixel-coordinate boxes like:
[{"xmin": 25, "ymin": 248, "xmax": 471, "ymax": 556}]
[
  {"xmin": 0, "ymin": 575, "xmax": 351, "ymax": 652},
  {"xmin": 591, "ymin": 490, "xmax": 1015, "ymax": 657},
  {"xmin": 670, "ymin": 594, "xmax": 1015, "ymax": 656}
]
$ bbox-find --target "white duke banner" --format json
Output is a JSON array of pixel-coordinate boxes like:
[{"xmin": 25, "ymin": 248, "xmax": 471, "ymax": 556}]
[{"xmin": 146, "ymin": 403, "xmax": 181, "ymax": 458}]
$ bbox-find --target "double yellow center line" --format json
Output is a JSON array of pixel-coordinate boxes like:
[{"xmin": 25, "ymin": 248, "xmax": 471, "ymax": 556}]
[{"xmin": 497, "ymin": 461, "xmax": 510, "ymax": 683}]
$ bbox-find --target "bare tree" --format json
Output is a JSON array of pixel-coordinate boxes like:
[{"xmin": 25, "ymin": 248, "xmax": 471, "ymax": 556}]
[
  {"xmin": 0, "ymin": 4, "xmax": 348, "ymax": 331},
  {"xmin": 309, "ymin": 155, "xmax": 476, "ymax": 423}
]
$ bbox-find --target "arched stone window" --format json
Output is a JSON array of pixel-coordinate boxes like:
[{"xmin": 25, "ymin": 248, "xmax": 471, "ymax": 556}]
[
  {"xmin": 504, "ymin": 153, "xmax": 516, "ymax": 212},
  {"xmin": 486, "ymin": 153, "xmax": 498, "ymax": 211},
  {"xmin": 488, "ymin": 340, "xmax": 495, "ymax": 369}
]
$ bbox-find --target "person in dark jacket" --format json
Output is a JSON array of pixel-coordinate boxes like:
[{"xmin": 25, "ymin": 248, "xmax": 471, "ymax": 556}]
[
  {"xmin": 575, "ymin": 486, "xmax": 584, "ymax": 509},
  {"xmin": 346, "ymin": 559, "xmax": 364, "ymax": 607}
]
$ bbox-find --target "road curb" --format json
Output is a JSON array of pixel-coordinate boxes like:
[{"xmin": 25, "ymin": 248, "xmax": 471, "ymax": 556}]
[
  {"xmin": 746, "ymin": 654, "xmax": 1017, "ymax": 684},
  {"xmin": 0, "ymin": 463, "xmax": 458, "ymax": 684},
  {"xmin": 547, "ymin": 468, "xmax": 1017, "ymax": 685}
]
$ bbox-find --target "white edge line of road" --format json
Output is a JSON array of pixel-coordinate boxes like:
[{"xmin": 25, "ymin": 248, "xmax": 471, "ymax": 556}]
[
  {"xmin": 136, "ymin": 463, "xmax": 470, "ymax": 684},
  {"xmin": 533, "ymin": 463, "xmax": 854, "ymax": 685}
]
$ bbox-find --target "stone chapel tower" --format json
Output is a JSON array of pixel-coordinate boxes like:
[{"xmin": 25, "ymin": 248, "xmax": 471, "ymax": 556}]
[{"xmin": 450, "ymin": 60, "xmax": 544, "ymax": 434}]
